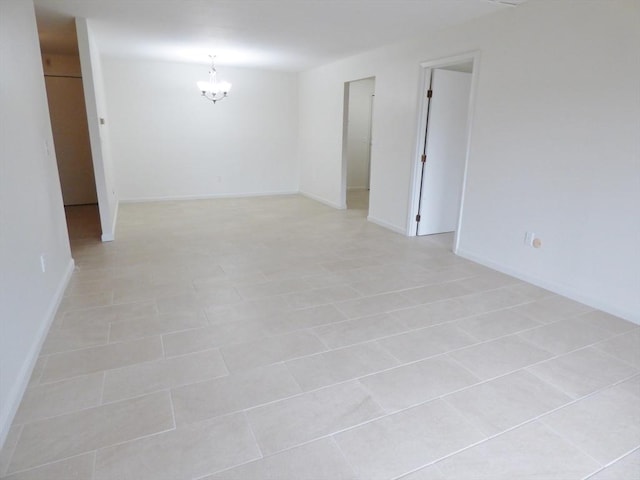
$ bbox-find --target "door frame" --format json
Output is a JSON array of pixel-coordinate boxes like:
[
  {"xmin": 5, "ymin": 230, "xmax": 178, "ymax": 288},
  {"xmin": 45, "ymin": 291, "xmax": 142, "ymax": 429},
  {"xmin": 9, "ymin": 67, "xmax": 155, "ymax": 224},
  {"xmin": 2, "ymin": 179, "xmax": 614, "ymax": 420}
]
[{"xmin": 406, "ymin": 51, "xmax": 480, "ymax": 254}]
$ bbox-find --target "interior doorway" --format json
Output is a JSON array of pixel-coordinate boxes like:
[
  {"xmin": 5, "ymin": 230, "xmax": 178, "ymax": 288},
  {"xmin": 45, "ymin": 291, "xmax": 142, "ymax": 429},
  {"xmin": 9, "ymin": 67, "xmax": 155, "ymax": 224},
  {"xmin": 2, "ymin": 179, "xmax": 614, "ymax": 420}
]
[
  {"xmin": 41, "ymin": 50, "xmax": 101, "ymax": 241},
  {"xmin": 44, "ymin": 73, "xmax": 98, "ymax": 206},
  {"xmin": 409, "ymin": 53, "xmax": 478, "ymax": 251},
  {"xmin": 342, "ymin": 77, "xmax": 375, "ymax": 212}
]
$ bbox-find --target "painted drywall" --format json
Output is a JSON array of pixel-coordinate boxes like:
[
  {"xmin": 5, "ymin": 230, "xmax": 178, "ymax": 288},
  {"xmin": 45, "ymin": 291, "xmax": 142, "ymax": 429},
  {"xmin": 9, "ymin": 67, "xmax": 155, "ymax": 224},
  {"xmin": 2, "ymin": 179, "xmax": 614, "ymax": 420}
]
[
  {"xmin": 101, "ymin": 58, "xmax": 299, "ymax": 201},
  {"xmin": 298, "ymin": 0, "xmax": 640, "ymax": 322},
  {"xmin": 76, "ymin": 18, "xmax": 119, "ymax": 241},
  {"xmin": 346, "ymin": 78, "xmax": 374, "ymax": 191},
  {"xmin": 0, "ymin": 0, "xmax": 74, "ymax": 448}
]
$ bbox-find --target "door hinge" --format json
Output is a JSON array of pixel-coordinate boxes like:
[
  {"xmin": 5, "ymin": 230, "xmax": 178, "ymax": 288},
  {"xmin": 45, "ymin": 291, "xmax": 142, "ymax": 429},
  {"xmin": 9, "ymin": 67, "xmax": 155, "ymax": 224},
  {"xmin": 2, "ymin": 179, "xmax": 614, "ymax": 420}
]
[
  {"xmin": 421, "ymin": 154, "xmax": 426, "ymax": 163},
  {"xmin": 427, "ymin": 89, "xmax": 433, "ymax": 98},
  {"xmin": 416, "ymin": 214, "xmax": 421, "ymax": 222}
]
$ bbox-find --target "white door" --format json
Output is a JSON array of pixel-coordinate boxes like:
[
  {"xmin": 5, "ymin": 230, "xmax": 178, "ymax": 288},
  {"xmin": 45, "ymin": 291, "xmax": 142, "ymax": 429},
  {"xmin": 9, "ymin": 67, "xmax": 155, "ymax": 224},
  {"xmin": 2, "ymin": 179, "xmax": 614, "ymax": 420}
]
[
  {"xmin": 417, "ymin": 69, "xmax": 471, "ymax": 235},
  {"xmin": 45, "ymin": 76, "xmax": 98, "ymax": 206}
]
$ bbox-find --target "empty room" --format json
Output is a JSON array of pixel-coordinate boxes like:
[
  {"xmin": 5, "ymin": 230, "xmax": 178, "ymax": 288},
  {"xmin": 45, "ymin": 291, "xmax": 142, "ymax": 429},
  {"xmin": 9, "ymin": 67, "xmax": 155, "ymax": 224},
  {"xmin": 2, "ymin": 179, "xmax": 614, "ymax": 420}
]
[{"xmin": 0, "ymin": 0, "xmax": 639, "ymax": 479}]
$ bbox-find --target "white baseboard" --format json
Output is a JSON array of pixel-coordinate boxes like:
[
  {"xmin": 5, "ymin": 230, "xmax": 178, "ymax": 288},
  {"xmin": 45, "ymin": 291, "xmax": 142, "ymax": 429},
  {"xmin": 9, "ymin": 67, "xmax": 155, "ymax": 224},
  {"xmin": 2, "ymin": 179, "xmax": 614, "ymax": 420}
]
[
  {"xmin": 457, "ymin": 248, "xmax": 639, "ymax": 325},
  {"xmin": 367, "ymin": 215, "xmax": 407, "ymax": 235},
  {"xmin": 119, "ymin": 190, "xmax": 299, "ymax": 204},
  {"xmin": 299, "ymin": 191, "xmax": 345, "ymax": 210},
  {"xmin": 101, "ymin": 199, "xmax": 119, "ymax": 242},
  {"xmin": 0, "ymin": 258, "xmax": 75, "ymax": 449}
]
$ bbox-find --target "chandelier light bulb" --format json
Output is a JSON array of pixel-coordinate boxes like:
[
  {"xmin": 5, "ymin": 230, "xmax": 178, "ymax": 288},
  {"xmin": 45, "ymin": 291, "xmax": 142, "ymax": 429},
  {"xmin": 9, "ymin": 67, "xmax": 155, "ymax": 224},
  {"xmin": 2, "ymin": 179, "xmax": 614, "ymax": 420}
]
[{"xmin": 197, "ymin": 55, "xmax": 232, "ymax": 103}]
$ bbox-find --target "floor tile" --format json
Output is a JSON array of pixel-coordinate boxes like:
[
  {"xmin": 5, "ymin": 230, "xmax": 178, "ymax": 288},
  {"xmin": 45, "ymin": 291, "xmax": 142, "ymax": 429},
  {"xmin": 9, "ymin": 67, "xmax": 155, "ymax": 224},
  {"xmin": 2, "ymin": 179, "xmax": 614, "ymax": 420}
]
[
  {"xmin": 220, "ymin": 330, "xmax": 326, "ymax": 372},
  {"xmin": 58, "ymin": 291, "xmax": 113, "ymax": 313},
  {"xmin": 400, "ymin": 281, "xmax": 475, "ymax": 307},
  {"xmin": 40, "ymin": 336, "xmax": 163, "ymax": 383},
  {"xmin": 2, "ymin": 452, "xmax": 95, "ymax": 480},
  {"xmin": 171, "ymin": 363, "xmax": 301, "ymax": 425},
  {"xmin": 236, "ymin": 278, "xmax": 312, "ymax": 300},
  {"xmin": 13, "ymin": 373, "xmax": 103, "ymax": 425},
  {"xmin": 454, "ymin": 271, "xmax": 521, "ymax": 292},
  {"xmin": 334, "ymin": 292, "xmax": 419, "ymax": 319},
  {"xmin": 154, "ymin": 292, "xmax": 207, "ymax": 315},
  {"xmin": 576, "ymin": 310, "xmax": 638, "ymax": 335},
  {"xmin": 527, "ymin": 347, "xmax": 638, "ymax": 398},
  {"xmin": 102, "ymin": 348, "xmax": 228, "ymax": 403},
  {"xmin": 12, "ymin": 195, "xmax": 627, "ymax": 480},
  {"xmin": 391, "ymin": 298, "xmax": 476, "ymax": 330},
  {"xmin": 593, "ymin": 329, "xmax": 640, "ymax": 368},
  {"xmin": 94, "ymin": 413, "xmax": 260, "ymax": 480},
  {"xmin": 60, "ymin": 300, "xmax": 157, "ymax": 330},
  {"xmin": 586, "ymin": 448, "xmax": 640, "ymax": 480},
  {"xmin": 8, "ymin": 391, "xmax": 174, "ymax": 474},
  {"xmin": 260, "ymin": 304, "xmax": 348, "ymax": 336},
  {"xmin": 377, "ymin": 323, "xmax": 478, "ymax": 363},
  {"xmin": 616, "ymin": 375, "xmax": 640, "ymax": 398},
  {"xmin": 510, "ymin": 295, "xmax": 594, "ymax": 324},
  {"xmin": 226, "ymin": 296, "xmax": 292, "ymax": 321},
  {"xmin": 40, "ymin": 322, "xmax": 109, "ymax": 355},
  {"xmin": 456, "ymin": 287, "xmax": 532, "ymax": 313},
  {"xmin": 202, "ymin": 438, "xmax": 357, "ymax": 480},
  {"xmin": 285, "ymin": 341, "xmax": 399, "ymax": 391},
  {"xmin": 0, "ymin": 425, "xmax": 22, "ymax": 477},
  {"xmin": 443, "ymin": 370, "xmax": 571, "ymax": 436},
  {"xmin": 282, "ymin": 285, "xmax": 361, "ymax": 309},
  {"xmin": 108, "ymin": 310, "xmax": 208, "ymax": 343},
  {"xmin": 26, "ymin": 356, "xmax": 47, "ymax": 388},
  {"xmin": 453, "ymin": 308, "xmax": 541, "ymax": 341},
  {"xmin": 448, "ymin": 335, "xmax": 553, "ymax": 380},
  {"xmin": 435, "ymin": 421, "xmax": 599, "ymax": 479},
  {"xmin": 334, "ymin": 399, "xmax": 486, "ymax": 480},
  {"xmin": 518, "ymin": 317, "xmax": 616, "ymax": 355},
  {"xmin": 360, "ymin": 355, "xmax": 479, "ymax": 412},
  {"xmin": 541, "ymin": 383, "xmax": 640, "ymax": 464},
  {"xmin": 397, "ymin": 465, "xmax": 446, "ymax": 480},
  {"xmin": 312, "ymin": 313, "xmax": 408, "ymax": 349},
  {"xmin": 247, "ymin": 381, "xmax": 383, "ymax": 455},
  {"xmin": 161, "ymin": 319, "xmax": 267, "ymax": 357}
]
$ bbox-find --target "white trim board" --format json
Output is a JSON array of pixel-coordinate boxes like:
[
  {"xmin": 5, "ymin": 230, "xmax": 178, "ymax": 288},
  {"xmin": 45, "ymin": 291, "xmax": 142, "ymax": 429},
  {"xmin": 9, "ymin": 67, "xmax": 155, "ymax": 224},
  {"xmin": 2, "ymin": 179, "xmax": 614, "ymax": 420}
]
[
  {"xmin": 367, "ymin": 215, "xmax": 406, "ymax": 235},
  {"xmin": 0, "ymin": 258, "xmax": 75, "ymax": 449},
  {"xmin": 299, "ymin": 191, "xmax": 346, "ymax": 210},
  {"xmin": 457, "ymin": 248, "xmax": 640, "ymax": 325},
  {"xmin": 120, "ymin": 190, "xmax": 300, "ymax": 204},
  {"xmin": 101, "ymin": 199, "xmax": 119, "ymax": 242}
]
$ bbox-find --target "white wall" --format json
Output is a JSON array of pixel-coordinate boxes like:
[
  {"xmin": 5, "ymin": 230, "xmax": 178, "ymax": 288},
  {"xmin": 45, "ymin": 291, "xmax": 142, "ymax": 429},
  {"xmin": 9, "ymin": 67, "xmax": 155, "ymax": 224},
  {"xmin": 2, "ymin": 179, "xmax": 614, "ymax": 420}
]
[
  {"xmin": 346, "ymin": 78, "xmax": 374, "ymax": 190},
  {"xmin": 102, "ymin": 58, "xmax": 299, "ymax": 201},
  {"xmin": 77, "ymin": 18, "xmax": 119, "ymax": 241},
  {"xmin": 0, "ymin": 0, "xmax": 74, "ymax": 448},
  {"xmin": 298, "ymin": 0, "xmax": 640, "ymax": 322}
]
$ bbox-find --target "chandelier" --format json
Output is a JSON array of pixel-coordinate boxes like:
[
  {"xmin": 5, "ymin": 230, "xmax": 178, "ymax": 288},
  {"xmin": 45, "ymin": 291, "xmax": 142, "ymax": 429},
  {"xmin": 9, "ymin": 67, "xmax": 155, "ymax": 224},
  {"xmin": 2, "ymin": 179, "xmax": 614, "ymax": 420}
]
[{"xmin": 197, "ymin": 56, "xmax": 232, "ymax": 103}]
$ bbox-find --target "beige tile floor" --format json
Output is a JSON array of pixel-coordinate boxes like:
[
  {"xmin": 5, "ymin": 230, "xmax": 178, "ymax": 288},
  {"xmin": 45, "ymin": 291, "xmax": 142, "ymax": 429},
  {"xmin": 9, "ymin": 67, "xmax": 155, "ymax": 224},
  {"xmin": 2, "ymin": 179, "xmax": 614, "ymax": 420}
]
[{"xmin": 1, "ymin": 193, "xmax": 639, "ymax": 479}]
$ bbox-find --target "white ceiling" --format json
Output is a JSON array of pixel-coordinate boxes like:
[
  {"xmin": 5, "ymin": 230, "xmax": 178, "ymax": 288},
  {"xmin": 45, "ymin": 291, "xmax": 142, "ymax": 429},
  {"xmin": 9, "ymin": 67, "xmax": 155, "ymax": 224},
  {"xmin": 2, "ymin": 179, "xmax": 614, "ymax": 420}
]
[{"xmin": 33, "ymin": 0, "xmax": 523, "ymax": 71}]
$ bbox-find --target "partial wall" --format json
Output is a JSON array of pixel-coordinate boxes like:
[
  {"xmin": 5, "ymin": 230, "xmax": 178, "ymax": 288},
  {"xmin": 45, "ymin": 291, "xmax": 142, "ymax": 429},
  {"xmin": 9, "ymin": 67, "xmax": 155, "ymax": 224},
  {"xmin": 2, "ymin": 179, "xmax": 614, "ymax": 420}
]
[
  {"xmin": 297, "ymin": 0, "xmax": 640, "ymax": 322},
  {"xmin": 102, "ymin": 58, "xmax": 299, "ymax": 201},
  {"xmin": 0, "ymin": 0, "xmax": 74, "ymax": 448}
]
